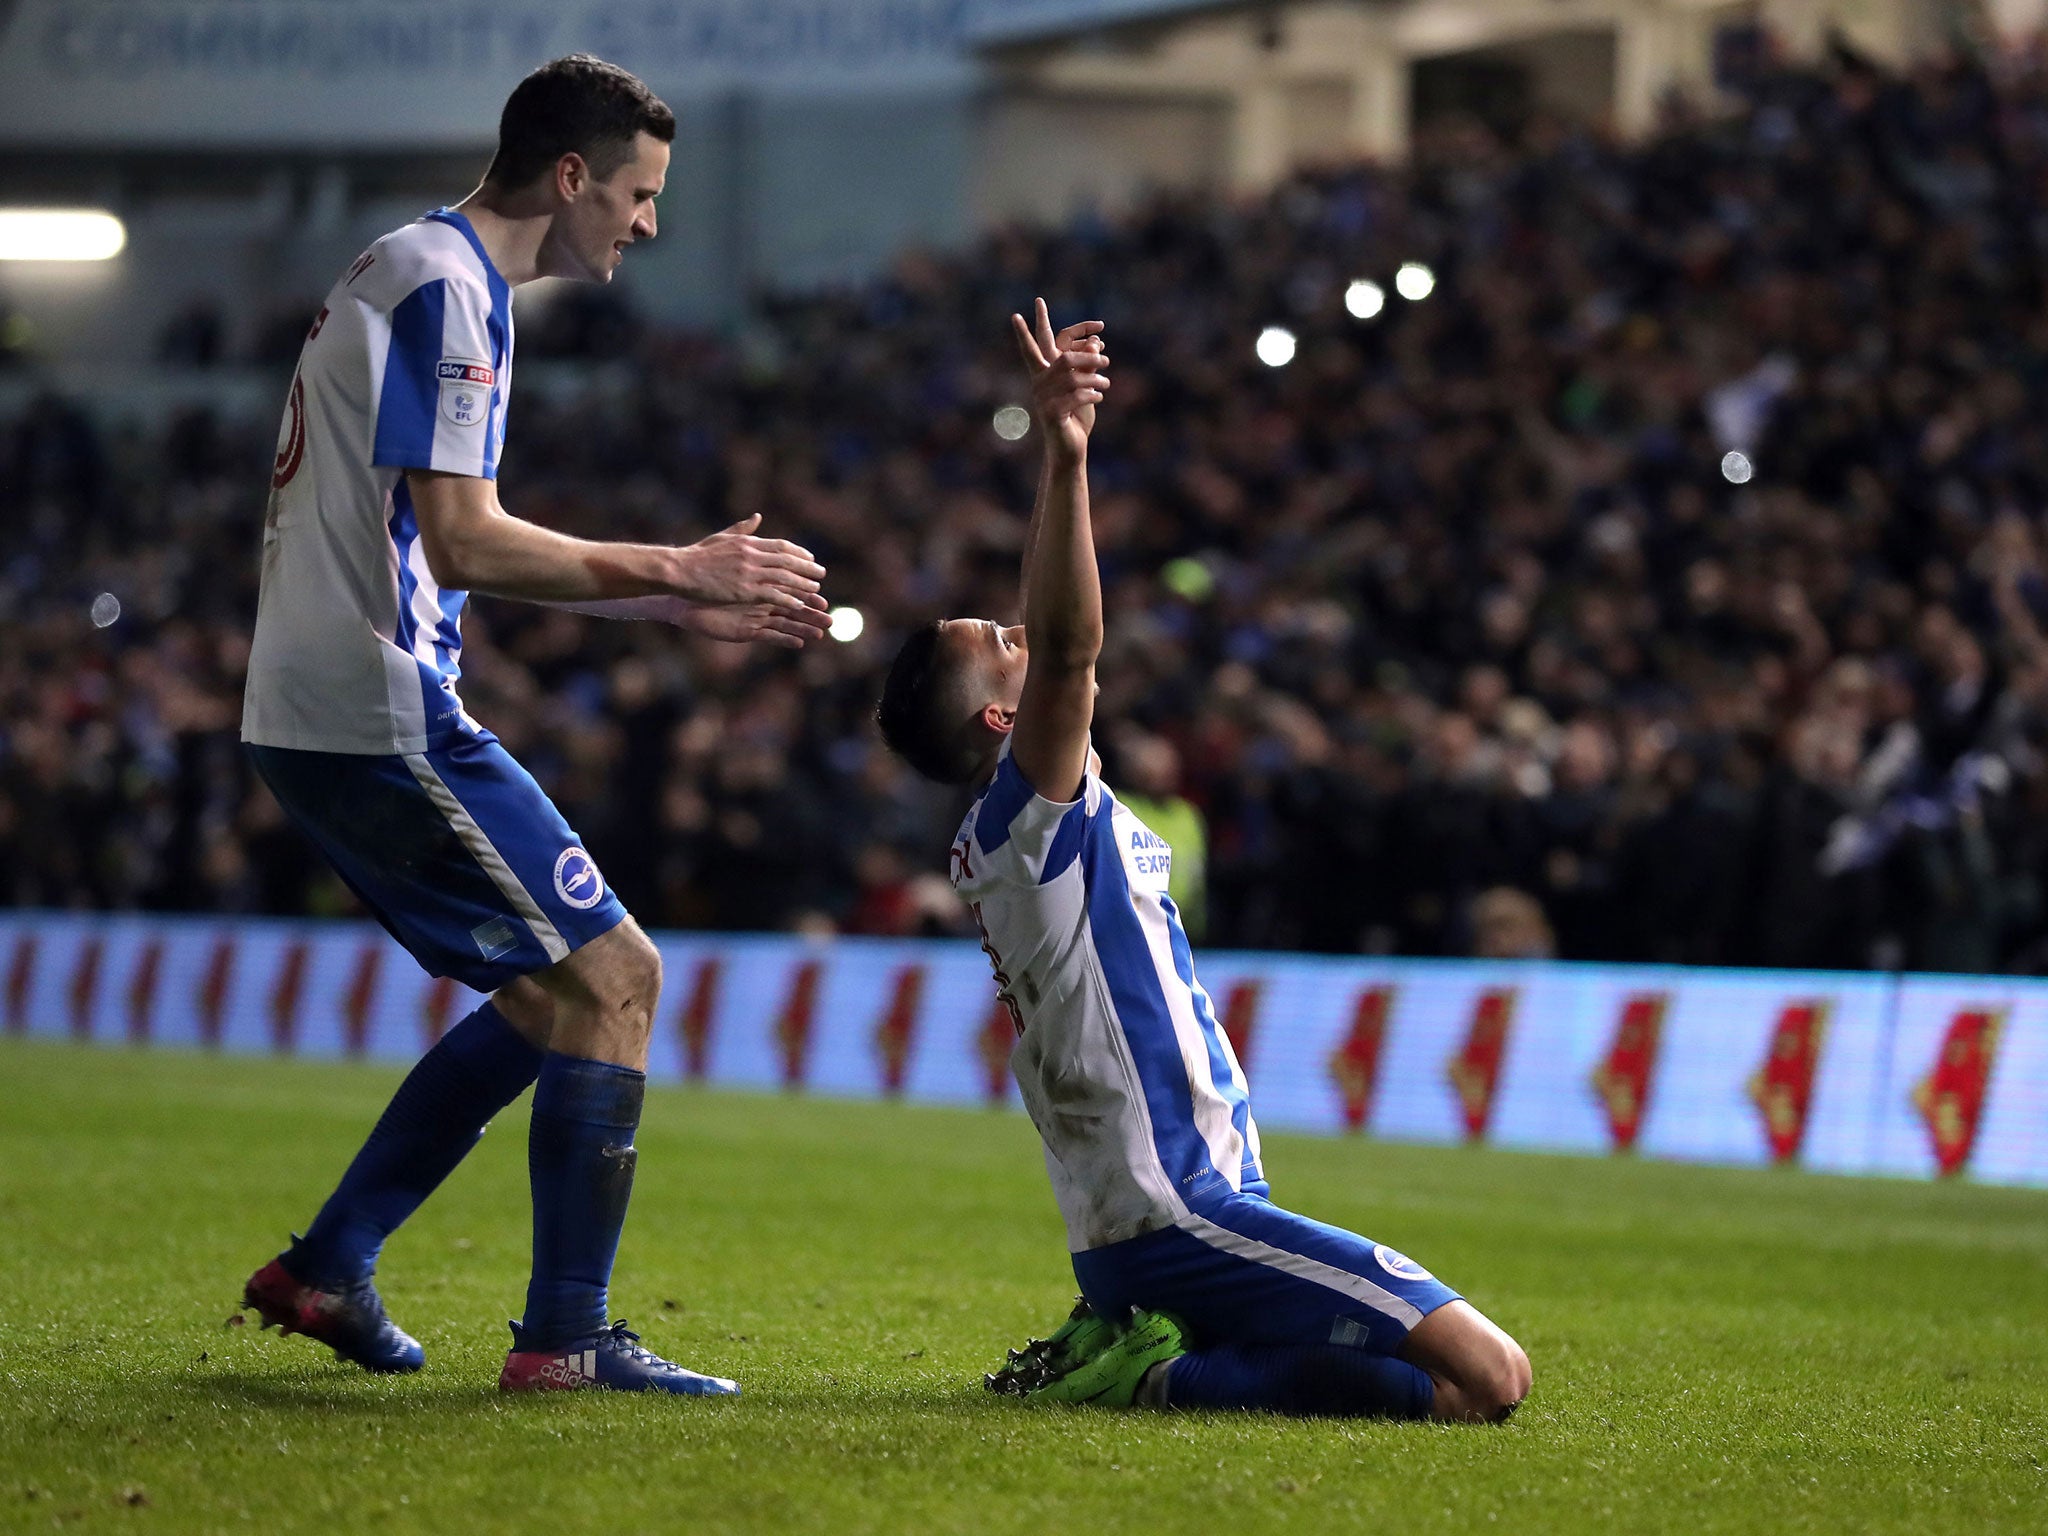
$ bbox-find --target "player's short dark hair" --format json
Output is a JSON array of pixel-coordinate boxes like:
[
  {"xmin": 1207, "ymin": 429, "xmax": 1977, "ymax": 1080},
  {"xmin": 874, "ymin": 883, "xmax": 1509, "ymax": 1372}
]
[
  {"xmin": 486, "ymin": 55, "xmax": 676, "ymax": 190},
  {"xmin": 876, "ymin": 620, "xmax": 988, "ymax": 785}
]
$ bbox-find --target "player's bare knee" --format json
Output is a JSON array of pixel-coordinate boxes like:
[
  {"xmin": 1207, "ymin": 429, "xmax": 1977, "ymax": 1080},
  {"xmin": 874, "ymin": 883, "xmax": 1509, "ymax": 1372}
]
[
  {"xmin": 597, "ymin": 929, "xmax": 662, "ymax": 1031},
  {"xmin": 1471, "ymin": 1336, "xmax": 1531, "ymax": 1422},
  {"xmin": 1508, "ymin": 1338, "xmax": 1532, "ymax": 1400}
]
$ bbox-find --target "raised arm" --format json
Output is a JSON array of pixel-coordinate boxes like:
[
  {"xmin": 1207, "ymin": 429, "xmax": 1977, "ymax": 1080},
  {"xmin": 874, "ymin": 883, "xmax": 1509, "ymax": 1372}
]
[
  {"xmin": 1009, "ymin": 298, "xmax": 1110, "ymax": 802},
  {"xmin": 1016, "ymin": 314, "xmax": 1104, "ymax": 618},
  {"xmin": 405, "ymin": 472, "xmax": 830, "ymax": 648}
]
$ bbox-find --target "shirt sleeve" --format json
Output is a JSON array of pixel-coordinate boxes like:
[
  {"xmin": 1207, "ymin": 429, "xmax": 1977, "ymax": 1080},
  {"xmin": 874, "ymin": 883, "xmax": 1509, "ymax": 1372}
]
[
  {"xmin": 369, "ymin": 276, "xmax": 501, "ymax": 479},
  {"xmin": 969, "ymin": 743, "xmax": 1096, "ymax": 887}
]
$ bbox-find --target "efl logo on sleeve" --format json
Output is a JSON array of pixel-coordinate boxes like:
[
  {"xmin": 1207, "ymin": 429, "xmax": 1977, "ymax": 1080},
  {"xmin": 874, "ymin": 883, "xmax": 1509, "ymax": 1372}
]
[{"xmin": 438, "ymin": 358, "xmax": 494, "ymax": 428}]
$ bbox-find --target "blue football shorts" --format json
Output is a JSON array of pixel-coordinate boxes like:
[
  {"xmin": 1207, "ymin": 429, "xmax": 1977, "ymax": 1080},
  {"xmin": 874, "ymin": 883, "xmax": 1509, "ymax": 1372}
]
[
  {"xmin": 1071, "ymin": 1190, "xmax": 1461, "ymax": 1356},
  {"xmin": 248, "ymin": 735, "xmax": 629, "ymax": 992}
]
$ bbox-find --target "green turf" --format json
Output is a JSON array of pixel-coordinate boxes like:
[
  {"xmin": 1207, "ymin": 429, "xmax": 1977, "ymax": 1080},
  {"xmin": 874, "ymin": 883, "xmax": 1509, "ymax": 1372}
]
[{"xmin": 1, "ymin": 1039, "xmax": 2043, "ymax": 1535}]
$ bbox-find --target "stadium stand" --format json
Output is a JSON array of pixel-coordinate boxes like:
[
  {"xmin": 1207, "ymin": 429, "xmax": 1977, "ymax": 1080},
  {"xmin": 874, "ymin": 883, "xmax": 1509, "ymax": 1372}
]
[{"xmin": 9, "ymin": 48, "xmax": 2048, "ymax": 973}]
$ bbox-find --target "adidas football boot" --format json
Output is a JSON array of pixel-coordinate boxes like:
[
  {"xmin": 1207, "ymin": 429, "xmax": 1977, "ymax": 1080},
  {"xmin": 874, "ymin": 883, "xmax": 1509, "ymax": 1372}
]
[
  {"xmin": 240, "ymin": 1256, "xmax": 425, "ymax": 1374},
  {"xmin": 498, "ymin": 1319, "xmax": 740, "ymax": 1396}
]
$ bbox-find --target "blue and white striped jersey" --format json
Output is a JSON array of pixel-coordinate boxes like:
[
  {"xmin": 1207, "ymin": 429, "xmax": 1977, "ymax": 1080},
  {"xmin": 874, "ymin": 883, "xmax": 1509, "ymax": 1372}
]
[
  {"xmin": 243, "ymin": 208, "xmax": 513, "ymax": 755},
  {"xmin": 953, "ymin": 741, "xmax": 1265, "ymax": 1253}
]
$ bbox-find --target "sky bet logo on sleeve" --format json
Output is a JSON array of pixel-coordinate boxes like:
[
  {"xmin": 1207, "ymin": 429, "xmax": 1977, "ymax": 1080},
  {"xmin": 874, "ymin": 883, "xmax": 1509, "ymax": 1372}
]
[{"xmin": 438, "ymin": 358, "xmax": 494, "ymax": 428}]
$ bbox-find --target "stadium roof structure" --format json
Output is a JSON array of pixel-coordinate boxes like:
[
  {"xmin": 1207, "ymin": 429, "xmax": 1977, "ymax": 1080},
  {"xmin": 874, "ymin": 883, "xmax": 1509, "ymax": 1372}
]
[
  {"xmin": 966, "ymin": 0, "xmax": 1246, "ymax": 49},
  {"xmin": 967, "ymin": 0, "xmax": 1934, "ymax": 185}
]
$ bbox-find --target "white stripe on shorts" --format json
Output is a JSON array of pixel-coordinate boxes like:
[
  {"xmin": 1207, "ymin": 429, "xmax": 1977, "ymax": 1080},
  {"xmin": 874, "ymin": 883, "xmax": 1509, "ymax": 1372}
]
[
  {"xmin": 402, "ymin": 752, "xmax": 570, "ymax": 964},
  {"xmin": 1176, "ymin": 1211, "xmax": 1423, "ymax": 1329}
]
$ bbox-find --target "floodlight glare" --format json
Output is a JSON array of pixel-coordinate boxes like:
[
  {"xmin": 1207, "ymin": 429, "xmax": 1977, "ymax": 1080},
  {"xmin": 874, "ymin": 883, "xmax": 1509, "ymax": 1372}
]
[
  {"xmin": 1394, "ymin": 262, "xmax": 1436, "ymax": 301},
  {"xmin": 0, "ymin": 209, "xmax": 126, "ymax": 262},
  {"xmin": 1344, "ymin": 279, "xmax": 1386, "ymax": 320},
  {"xmin": 1255, "ymin": 326, "xmax": 1297, "ymax": 367}
]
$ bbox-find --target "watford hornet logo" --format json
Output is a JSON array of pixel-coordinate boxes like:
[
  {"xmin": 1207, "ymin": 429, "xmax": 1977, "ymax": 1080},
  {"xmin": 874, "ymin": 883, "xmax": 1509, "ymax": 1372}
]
[
  {"xmin": 1913, "ymin": 1007, "xmax": 2004, "ymax": 1177},
  {"xmin": 1749, "ymin": 999, "xmax": 1830, "ymax": 1165}
]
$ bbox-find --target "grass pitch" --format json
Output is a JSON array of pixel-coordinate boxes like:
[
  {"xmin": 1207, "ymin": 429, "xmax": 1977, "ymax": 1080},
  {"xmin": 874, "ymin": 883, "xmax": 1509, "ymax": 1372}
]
[{"xmin": 0, "ymin": 1040, "xmax": 2043, "ymax": 1535}]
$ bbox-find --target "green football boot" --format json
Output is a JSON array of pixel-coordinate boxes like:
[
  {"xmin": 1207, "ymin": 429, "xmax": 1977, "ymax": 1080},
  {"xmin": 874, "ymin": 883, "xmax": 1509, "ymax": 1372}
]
[
  {"xmin": 985, "ymin": 1297, "xmax": 1121, "ymax": 1397},
  {"xmin": 1028, "ymin": 1308, "xmax": 1185, "ymax": 1407}
]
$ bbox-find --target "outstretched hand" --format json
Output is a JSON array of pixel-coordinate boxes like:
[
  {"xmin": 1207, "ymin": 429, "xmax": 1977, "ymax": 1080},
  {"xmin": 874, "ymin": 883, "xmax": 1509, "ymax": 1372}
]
[
  {"xmin": 673, "ymin": 514, "xmax": 826, "ymax": 613},
  {"xmin": 681, "ymin": 590, "xmax": 832, "ymax": 650},
  {"xmin": 1010, "ymin": 297, "xmax": 1108, "ymax": 460}
]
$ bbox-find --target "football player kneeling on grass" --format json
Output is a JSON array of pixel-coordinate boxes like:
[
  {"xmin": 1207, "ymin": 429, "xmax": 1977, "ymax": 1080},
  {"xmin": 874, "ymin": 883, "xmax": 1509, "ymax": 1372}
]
[{"xmin": 876, "ymin": 303, "xmax": 1530, "ymax": 1420}]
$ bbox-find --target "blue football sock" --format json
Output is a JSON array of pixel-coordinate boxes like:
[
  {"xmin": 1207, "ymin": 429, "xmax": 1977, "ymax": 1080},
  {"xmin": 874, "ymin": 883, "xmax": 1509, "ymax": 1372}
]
[
  {"xmin": 519, "ymin": 1054, "xmax": 646, "ymax": 1350},
  {"xmin": 1163, "ymin": 1343, "xmax": 1435, "ymax": 1419},
  {"xmin": 287, "ymin": 1002, "xmax": 543, "ymax": 1288}
]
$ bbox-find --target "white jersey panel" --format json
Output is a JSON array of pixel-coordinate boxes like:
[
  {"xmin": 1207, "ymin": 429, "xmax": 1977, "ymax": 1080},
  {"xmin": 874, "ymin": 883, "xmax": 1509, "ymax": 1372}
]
[
  {"xmin": 954, "ymin": 740, "xmax": 1264, "ymax": 1253},
  {"xmin": 242, "ymin": 209, "xmax": 513, "ymax": 755}
]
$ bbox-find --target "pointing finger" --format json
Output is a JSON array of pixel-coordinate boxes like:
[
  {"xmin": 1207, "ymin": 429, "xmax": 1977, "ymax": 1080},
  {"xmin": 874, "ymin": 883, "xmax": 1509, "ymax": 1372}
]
[{"xmin": 1011, "ymin": 312, "xmax": 1046, "ymax": 369}]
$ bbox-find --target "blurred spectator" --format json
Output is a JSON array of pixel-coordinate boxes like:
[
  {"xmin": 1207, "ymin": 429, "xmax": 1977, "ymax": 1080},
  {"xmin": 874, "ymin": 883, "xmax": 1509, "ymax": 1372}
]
[
  {"xmin": 156, "ymin": 300, "xmax": 224, "ymax": 368},
  {"xmin": 0, "ymin": 301, "xmax": 34, "ymax": 369},
  {"xmin": 1113, "ymin": 726, "xmax": 1211, "ymax": 941},
  {"xmin": 1470, "ymin": 887, "xmax": 1557, "ymax": 960},
  {"xmin": 843, "ymin": 843, "xmax": 959, "ymax": 937}
]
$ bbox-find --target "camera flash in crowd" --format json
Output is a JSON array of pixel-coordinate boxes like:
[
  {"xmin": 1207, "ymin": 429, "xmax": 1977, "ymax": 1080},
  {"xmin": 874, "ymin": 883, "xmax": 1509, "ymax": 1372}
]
[
  {"xmin": 992, "ymin": 404, "xmax": 1031, "ymax": 441},
  {"xmin": 1395, "ymin": 262, "xmax": 1435, "ymax": 301},
  {"xmin": 828, "ymin": 606, "xmax": 865, "ymax": 643},
  {"xmin": 1345, "ymin": 279, "xmax": 1386, "ymax": 320},
  {"xmin": 90, "ymin": 592, "xmax": 121, "ymax": 628},
  {"xmin": 1255, "ymin": 326, "xmax": 1297, "ymax": 367},
  {"xmin": 1721, "ymin": 450, "xmax": 1755, "ymax": 484}
]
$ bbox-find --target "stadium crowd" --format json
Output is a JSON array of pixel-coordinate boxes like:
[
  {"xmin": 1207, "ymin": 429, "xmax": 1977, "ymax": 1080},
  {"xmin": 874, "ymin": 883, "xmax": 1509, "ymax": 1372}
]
[{"xmin": 11, "ymin": 45, "xmax": 2048, "ymax": 973}]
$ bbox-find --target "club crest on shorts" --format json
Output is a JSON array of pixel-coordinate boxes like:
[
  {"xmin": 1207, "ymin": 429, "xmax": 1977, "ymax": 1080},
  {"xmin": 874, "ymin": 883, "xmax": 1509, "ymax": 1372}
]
[
  {"xmin": 438, "ymin": 358, "xmax": 493, "ymax": 428},
  {"xmin": 1373, "ymin": 1244, "xmax": 1432, "ymax": 1282},
  {"xmin": 553, "ymin": 847, "xmax": 605, "ymax": 910}
]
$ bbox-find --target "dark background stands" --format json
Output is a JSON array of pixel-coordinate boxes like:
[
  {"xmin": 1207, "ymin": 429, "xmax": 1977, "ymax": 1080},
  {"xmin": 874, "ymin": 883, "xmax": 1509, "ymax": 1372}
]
[{"xmin": 11, "ymin": 50, "xmax": 2048, "ymax": 973}]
